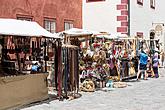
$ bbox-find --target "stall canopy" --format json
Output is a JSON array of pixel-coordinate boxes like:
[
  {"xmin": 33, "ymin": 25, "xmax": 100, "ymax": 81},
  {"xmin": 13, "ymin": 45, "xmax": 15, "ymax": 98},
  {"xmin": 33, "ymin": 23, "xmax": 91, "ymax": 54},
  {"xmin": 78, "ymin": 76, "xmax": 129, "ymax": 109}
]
[
  {"xmin": 111, "ymin": 33, "xmax": 128, "ymax": 38},
  {"xmin": 0, "ymin": 18, "xmax": 60, "ymax": 38},
  {"xmin": 95, "ymin": 33, "xmax": 122, "ymax": 39},
  {"xmin": 96, "ymin": 34, "xmax": 119, "ymax": 39},
  {"xmin": 91, "ymin": 31, "xmax": 102, "ymax": 36},
  {"xmin": 63, "ymin": 28, "xmax": 93, "ymax": 37}
]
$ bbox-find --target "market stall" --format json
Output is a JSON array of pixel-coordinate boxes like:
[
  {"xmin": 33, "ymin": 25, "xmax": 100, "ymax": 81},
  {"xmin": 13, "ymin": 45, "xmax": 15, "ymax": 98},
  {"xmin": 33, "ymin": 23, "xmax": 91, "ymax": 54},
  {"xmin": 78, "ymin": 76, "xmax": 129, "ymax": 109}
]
[
  {"xmin": 117, "ymin": 37, "xmax": 137, "ymax": 80},
  {"xmin": 58, "ymin": 28, "xmax": 98, "ymax": 92},
  {"xmin": 116, "ymin": 36, "xmax": 158, "ymax": 80},
  {"xmin": 0, "ymin": 18, "xmax": 60, "ymax": 110},
  {"xmin": 92, "ymin": 33, "xmax": 137, "ymax": 81},
  {"xmin": 136, "ymin": 38, "xmax": 161, "ymax": 77},
  {"xmin": 62, "ymin": 44, "xmax": 79, "ymax": 98},
  {"xmin": 90, "ymin": 33, "xmax": 120, "ymax": 82},
  {"xmin": 61, "ymin": 28, "xmax": 93, "ymax": 47},
  {"xmin": 79, "ymin": 33, "xmax": 117, "ymax": 89}
]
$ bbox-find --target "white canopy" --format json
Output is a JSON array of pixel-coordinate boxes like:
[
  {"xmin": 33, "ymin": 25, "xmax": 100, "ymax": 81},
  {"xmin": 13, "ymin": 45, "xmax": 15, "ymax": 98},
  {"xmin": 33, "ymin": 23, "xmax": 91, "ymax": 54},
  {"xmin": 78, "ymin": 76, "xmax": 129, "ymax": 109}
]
[
  {"xmin": 91, "ymin": 31, "xmax": 102, "ymax": 35},
  {"xmin": 105, "ymin": 35, "xmax": 119, "ymax": 39},
  {"xmin": 110, "ymin": 33, "xmax": 128, "ymax": 38},
  {"xmin": 0, "ymin": 18, "xmax": 60, "ymax": 38},
  {"xmin": 63, "ymin": 28, "xmax": 93, "ymax": 37},
  {"xmin": 96, "ymin": 34, "xmax": 119, "ymax": 39},
  {"xmin": 118, "ymin": 37, "xmax": 136, "ymax": 40},
  {"xmin": 95, "ymin": 34, "xmax": 116, "ymax": 39}
]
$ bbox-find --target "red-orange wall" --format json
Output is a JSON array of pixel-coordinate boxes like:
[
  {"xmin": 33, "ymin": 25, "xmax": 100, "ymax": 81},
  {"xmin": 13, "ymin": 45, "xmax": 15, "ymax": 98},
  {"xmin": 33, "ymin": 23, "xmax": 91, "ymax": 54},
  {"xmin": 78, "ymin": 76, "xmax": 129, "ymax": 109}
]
[{"xmin": 0, "ymin": 0, "xmax": 82, "ymax": 32}]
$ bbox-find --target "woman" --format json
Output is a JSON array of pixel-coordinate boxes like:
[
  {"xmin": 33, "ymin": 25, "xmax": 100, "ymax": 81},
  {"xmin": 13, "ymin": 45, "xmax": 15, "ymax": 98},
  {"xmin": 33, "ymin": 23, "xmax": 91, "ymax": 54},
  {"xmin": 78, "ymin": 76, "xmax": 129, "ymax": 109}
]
[{"xmin": 152, "ymin": 52, "xmax": 159, "ymax": 78}]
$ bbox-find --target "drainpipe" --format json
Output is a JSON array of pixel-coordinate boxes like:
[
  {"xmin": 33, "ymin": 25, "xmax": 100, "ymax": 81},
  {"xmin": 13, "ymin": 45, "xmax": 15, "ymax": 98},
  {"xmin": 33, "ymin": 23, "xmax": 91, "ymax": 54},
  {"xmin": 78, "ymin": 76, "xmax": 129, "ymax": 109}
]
[{"xmin": 128, "ymin": 0, "xmax": 130, "ymax": 36}]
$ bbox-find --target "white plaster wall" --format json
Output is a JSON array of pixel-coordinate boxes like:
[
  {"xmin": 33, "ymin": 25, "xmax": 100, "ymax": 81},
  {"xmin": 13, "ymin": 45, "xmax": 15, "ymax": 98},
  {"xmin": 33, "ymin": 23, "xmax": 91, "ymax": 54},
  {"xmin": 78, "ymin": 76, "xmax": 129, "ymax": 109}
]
[
  {"xmin": 82, "ymin": 0, "xmax": 120, "ymax": 33},
  {"xmin": 154, "ymin": 0, "xmax": 165, "ymax": 23},
  {"xmin": 83, "ymin": 0, "xmax": 165, "ymax": 51},
  {"xmin": 130, "ymin": 0, "xmax": 156, "ymax": 39},
  {"xmin": 154, "ymin": 0, "xmax": 165, "ymax": 51},
  {"xmin": 130, "ymin": 0, "xmax": 165, "ymax": 51}
]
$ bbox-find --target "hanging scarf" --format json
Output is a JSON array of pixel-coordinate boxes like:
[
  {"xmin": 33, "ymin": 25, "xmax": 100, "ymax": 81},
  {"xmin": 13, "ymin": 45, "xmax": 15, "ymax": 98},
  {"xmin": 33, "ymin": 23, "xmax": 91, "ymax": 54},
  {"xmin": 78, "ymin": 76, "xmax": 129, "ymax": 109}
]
[{"xmin": 57, "ymin": 43, "xmax": 62, "ymax": 97}]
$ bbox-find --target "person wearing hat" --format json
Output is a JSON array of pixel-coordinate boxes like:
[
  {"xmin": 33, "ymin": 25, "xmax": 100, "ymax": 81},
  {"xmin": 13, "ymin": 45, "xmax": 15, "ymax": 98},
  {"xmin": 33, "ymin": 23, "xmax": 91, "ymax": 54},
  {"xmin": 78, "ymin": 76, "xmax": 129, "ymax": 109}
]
[{"xmin": 137, "ymin": 49, "xmax": 148, "ymax": 80}]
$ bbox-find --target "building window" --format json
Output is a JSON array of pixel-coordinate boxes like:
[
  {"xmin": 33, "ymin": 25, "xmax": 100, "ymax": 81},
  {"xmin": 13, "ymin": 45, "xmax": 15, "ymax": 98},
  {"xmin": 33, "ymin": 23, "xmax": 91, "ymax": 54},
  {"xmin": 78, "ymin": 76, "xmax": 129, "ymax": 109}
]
[
  {"xmin": 137, "ymin": 32, "xmax": 143, "ymax": 38},
  {"xmin": 44, "ymin": 19, "xmax": 56, "ymax": 33},
  {"xmin": 64, "ymin": 21, "xmax": 73, "ymax": 30},
  {"xmin": 86, "ymin": 0, "xmax": 105, "ymax": 2},
  {"xmin": 150, "ymin": 0, "xmax": 155, "ymax": 9},
  {"xmin": 137, "ymin": 0, "xmax": 143, "ymax": 5},
  {"xmin": 17, "ymin": 16, "xmax": 32, "ymax": 21}
]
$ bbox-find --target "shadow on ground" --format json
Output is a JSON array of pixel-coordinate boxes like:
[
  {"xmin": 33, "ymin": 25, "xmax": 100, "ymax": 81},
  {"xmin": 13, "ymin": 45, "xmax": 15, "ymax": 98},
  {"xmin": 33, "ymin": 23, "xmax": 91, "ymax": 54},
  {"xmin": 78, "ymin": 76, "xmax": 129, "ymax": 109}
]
[{"xmin": 18, "ymin": 92, "xmax": 82, "ymax": 110}]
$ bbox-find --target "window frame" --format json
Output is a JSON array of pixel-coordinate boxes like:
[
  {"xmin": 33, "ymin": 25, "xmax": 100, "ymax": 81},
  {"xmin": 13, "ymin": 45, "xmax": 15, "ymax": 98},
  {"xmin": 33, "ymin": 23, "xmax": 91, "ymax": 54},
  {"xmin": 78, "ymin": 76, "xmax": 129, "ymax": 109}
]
[
  {"xmin": 64, "ymin": 20, "xmax": 74, "ymax": 31},
  {"xmin": 136, "ymin": 32, "xmax": 143, "ymax": 38},
  {"xmin": 150, "ymin": 0, "xmax": 155, "ymax": 9},
  {"xmin": 17, "ymin": 14, "xmax": 33, "ymax": 21},
  {"xmin": 86, "ymin": 0, "xmax": 105, "ymax": 3},
  {"xmin": 137, "ymin": 0, "xmax": 143, "ymax": 6},
  {"xmin": 44, "ymin": 18, "xmax": 56, "ymax": 33}
]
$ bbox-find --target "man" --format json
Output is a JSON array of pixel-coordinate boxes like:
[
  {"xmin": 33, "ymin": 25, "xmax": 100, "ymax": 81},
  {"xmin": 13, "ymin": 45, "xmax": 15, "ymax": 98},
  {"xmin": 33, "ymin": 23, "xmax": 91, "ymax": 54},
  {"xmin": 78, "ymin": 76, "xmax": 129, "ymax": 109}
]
[{"xmin": 137, "ymin": 49, "xmax": 148, "ymax": 80}]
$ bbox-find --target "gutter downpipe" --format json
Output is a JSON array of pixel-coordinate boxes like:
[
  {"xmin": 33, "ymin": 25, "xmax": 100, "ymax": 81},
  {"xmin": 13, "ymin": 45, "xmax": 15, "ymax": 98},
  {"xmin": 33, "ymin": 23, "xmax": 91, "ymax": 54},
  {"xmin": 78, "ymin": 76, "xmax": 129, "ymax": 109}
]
[{"xmin": 128, "ymin": 0, "xmax": 130, "ymax": 36}]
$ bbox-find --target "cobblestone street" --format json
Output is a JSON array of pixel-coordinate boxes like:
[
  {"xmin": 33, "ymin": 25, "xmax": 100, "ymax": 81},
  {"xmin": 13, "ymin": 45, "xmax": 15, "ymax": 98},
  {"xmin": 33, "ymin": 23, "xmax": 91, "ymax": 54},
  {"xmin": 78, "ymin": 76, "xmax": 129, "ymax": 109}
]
[
  {"xmin": 21, "ymin": 68, "xmax": 165, "ymax": 110},
  {"xmin": 1, "ymin": 1, "xmax": 165, "ymax": 110}
]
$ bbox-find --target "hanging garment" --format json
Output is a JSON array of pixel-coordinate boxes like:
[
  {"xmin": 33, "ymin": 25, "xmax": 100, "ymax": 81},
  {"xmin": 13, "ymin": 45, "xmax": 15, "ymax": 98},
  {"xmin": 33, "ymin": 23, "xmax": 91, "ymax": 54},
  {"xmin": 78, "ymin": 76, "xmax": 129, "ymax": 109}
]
[
  {"xmin": 57, "ymin": 44, "xmax": 62, "ymax": 97},
  {"xmin": 64, "ymin": 48, "xmax": 69, "ymax": 97},
  {"xmin": 67, "ymin": 48, "xmax": 71, "ymax": 91},
  {"xmin": 73, "ymin": 48, "xmax": 79, "ymax": 92},
  {"xmin": 76, "ymin": 49, "xmax": 79, "ymax": 93},
  {"xmin": 54, "ymin": 42, "xmax": 59, "ymax": 90},
  {"xmin": 62, "ymin": 47, "xmax": 68, "ymax": 97},
  {"xmin": 71, "ymin": 49, "xmax": 75, "ymax": 91},
  {"xmin": 109, "ymin": 57, "xmax": 118, "ymax": 76},
  {"xmin": 133, "ymin": 57, "xmax": 139, "ymax": 73},
  {"xmin": 109, "ymin": 58, "xmax": 115, "ymax": 70},
  {"xmin": 129, "ymin": 62, "xmax": 136, "ymax": 76}
]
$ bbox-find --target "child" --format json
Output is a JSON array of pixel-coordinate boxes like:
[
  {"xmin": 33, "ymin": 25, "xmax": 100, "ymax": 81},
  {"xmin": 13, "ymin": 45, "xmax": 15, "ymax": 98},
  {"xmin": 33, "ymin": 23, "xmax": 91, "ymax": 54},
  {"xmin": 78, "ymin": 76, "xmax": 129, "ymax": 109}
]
[{"xmin": 152, "ymin": 52, "xmax": 159, "ymax": 78}]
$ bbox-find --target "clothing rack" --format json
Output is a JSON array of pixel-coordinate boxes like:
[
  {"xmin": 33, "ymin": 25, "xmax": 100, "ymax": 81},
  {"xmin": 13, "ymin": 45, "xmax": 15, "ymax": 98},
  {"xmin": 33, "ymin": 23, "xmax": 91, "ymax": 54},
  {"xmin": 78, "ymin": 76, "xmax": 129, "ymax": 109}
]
[{"xmin": 53, "ymin": 43, "xmax": 79, "ymax": 100}]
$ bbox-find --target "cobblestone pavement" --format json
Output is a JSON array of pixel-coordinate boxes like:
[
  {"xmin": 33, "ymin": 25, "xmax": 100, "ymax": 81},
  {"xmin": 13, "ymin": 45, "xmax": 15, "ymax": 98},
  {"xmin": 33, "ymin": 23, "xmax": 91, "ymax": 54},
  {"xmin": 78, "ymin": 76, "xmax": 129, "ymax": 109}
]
[{"xmin": 21, "ymin": 68, "xmax": 165, "ymax": 110}]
